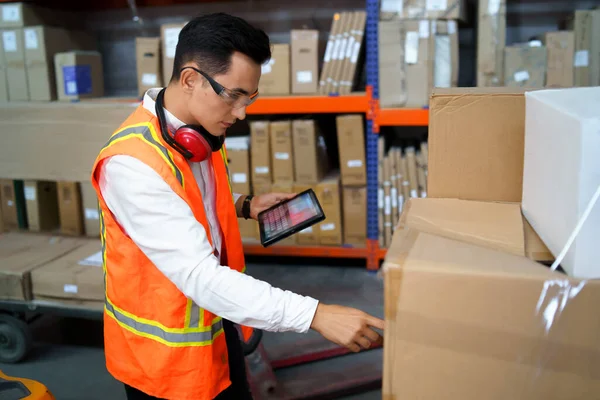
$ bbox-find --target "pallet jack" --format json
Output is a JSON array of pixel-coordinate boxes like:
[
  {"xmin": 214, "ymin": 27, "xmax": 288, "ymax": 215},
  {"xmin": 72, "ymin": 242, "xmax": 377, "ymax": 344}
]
[{"xmin": 0, "ymin": 371, "xmax": 55, "ymax": 400}]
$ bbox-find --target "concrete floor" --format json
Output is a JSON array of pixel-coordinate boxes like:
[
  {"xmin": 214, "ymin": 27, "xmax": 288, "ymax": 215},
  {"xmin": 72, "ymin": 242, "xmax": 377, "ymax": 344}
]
[{"xmin": 0, "ymin": 259, "xmax": 384, "ymax": 400}]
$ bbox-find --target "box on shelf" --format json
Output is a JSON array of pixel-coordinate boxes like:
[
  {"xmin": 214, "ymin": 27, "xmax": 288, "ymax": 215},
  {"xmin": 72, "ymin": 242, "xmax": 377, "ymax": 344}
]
[
  {"xmin": 0, "ymin": 31, "xmax": 9, "ymax": 102},
  {"xmin": 544, "ymin": 31, "xmax": 574, "ymax": 88},
  {"xmin": 0, "ymin": 233, "xmax": 83, "ymax": 300},
  {"xmin": 291, "ymin": 29, "xmax": 318, "ymax": 94},
  {"xmin": 434, "ymin": 20, "xmax": 459, "ymax": 88},
  {"xmin": 324, "ymin": 11, "xmax": 353, "ymax": 95},
  {"xmin": 225, "ymin": 136, "xmax": 251, "ymax": 194},
  {"xmin": 316, "ymin": 173, "xmax": 342, "ymax": 246},
  {"xmin": 57, "ymin": 181, "xmax": 83, "ymax": 236},
  {"xmin": 269, "ymin": 120, "xmax": 294, "ymax": 183},
  {"xmin": 250, "ymin": 121, "xmax": 271, "ymax": 185},
  {"xmin": 3, "ymin": 28, "xmax": 28, "ymax": 101},
  {"xmin": 404, "ymin": 20, "xmax": 433, "ymax": 107},
  {"xmin": 477, "ymin": 0, "xmax": 506, "ymax": 86},
  {"xmin": 336, "ymin": 115, "xmax": 366, "ymax": 187},
  {"xmin": 379, "ymin": 20, "xmax": 406, "ymax": 108},
  {"xmin": 31, "ymin": 239, "xmax": 104, "ymax": 301},
  {"xmin": 380, "ymin": 0, "xmax": 466, "ymax": 21},
  {"xmin": 293, "ymin": 183, "xmax": 320, "ymax": 245},
  {"xmin": 292, "ymin": 119, "xmax": 329, "ymax": 184},
  {"xmin": 23, "ymin": 180, "xmax": 59, "ymax": 232},
  {"xmin": 136, "ymin": 37, "xmax": 162, "ymax": 98},
  {"xmin": 54, "ymin": 51, "xmax": 104, "ymax": 101},
  {"xmin": 80, "ymin": 182, "xmax": 99, "ymax": 238},
  {"xmin": 0, "ymin": 2, "xmax": 78, "ymax": 29},
  {"xmin": 339, "ymin": 11, "xmax": 366, "ymax": 95},
  {"xmin": 572, "ymin": 9, "xmax": 600, "ymax": 87},
  {"xmin": 504, "ymin": 44, "xmax": 547, "ymax": 88},
  {"xmin": 160, "ymin": 23, "xmax": 186, "ymax": 85},
  {"xmin": 259, "ymin": 43, "xmax": 290, "ymax": 95},
  {"xmin": 522, "ymin": 87, "xmax": 600, "ymax": 279},
  {"xmin": 342, "ymin": 186, "xmax": 366, "ymax": 247},
  {"xmin": 0, "ymin": 179, "xmax": 27, "ymax": 230}
]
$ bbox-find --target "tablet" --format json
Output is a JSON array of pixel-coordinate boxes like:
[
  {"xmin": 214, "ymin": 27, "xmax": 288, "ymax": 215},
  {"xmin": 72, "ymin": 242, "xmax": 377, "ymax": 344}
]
[{"xmin": 258, "ymin": 189, "xmax": 326, "ymax": 247}]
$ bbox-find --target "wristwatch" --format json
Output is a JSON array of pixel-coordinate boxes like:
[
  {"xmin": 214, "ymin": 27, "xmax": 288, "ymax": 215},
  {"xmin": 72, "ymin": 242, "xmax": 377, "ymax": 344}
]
[{"xmin": 242, "ymin": 195, "xmax": 254, "ymax": 220}]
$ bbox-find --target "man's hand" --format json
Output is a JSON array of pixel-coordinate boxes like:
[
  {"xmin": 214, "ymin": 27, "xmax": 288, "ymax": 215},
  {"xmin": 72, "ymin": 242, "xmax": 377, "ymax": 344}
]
[
  {"xmin": 250, "ymin": 192, "xmax": 296, "ymax": 220},
  {"xmin": 310, "ymin": 303, "xmax": 385, "ymax": 353}
]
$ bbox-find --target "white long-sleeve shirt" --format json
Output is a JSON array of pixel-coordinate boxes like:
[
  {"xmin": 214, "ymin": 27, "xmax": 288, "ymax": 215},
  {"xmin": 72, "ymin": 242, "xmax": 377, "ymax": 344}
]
[{"xmin": 97, "ymin": 88, "xmax": 319, "ymax": 333}]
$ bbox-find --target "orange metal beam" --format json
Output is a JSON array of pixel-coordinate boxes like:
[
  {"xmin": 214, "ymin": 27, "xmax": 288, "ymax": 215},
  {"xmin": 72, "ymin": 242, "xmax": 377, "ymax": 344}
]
[
  {"xmin": 243, "ymin": 244, "xmax": 369, "ymax": 259},
  {"xmin": 377, "ymin": 108, "xmax": 429, "ymax": 127},
  {"xmin": 247, "ymin": 94, "xmax": 369, "ymax": 115}
]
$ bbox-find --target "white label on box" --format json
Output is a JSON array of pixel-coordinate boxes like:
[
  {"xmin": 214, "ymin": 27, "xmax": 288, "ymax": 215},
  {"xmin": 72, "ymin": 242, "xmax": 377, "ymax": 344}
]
[
  {"xmin": 574, "ymin": 50, "xmax": 589, "ymax": 67},
  {"xmin": 141, "ymin": 73, "xmax": 157, "ymax": 86},
  {"xmin": 419, "ymin": 21, "xmax": 430, "ymax": 38},
  {"xmin": 421, "ymin": 191, "xmax": 427, "ymax": 198},
  {"xmin": 261, "ymin": 62, "xmax": 271, "ymax": 75},
  {"xmin": 405, "ymin": 31, "xmax": 419, "ymax": 64},
  {"xmin": 514, "ymin": 70, "xmax": 529, "ymax": 82},
  {"xmin": 85, "ymin": 208, "xmax": 100, "ymax": 220},
  {"xmin": 66, "ymin": 81, "xmax": 77, "ymax": 95},
  {"xmin": 426, "ymin": 0, "xmax": 447, "ymax": 11},
  {"xmin": 296, "ymin": 71, "xmax": 313, "ymax": 83},
  {"xmin": 345, "ymin": 37, "xmax": 355, "ymax": 59},
  {"xmin": 351, "ymin": 41, "xmax": 361, "ymax": 64},
  {"xmin": 391, "ymin": 188, "xmax": 398, "ymax": 208},
  {"xmin": 324, "ymin": 40, "xmax": 334, "ymax": 63},
  {"xmin": 78, "ymin": 251, "xmax": 103, "ymax": 267},
  {"xmin": 321, "ymin": 223, "xmax": 336, "ymax": 231},
  {"xmin": 232, "ymin": 173, "xmax": 247, "ymax": 183},
  {"xmin": 398, "ymin": 195, "xmax": 405, "ymax": 211},
  {"xmin": 2, "ymin": 5, "xmax": 19, "ymax": 22},
  {"xmin": 24, "ymin": 186, "xmax": 36, "ymax": 201},
  {"xmin": 410, "ymin": 189, "xmax": 418, "ymax": 198},
  {"xmin": 332, "ymin": 38, "xmax": 342, "ymax": 61},
  {"xmin": 300, "ymin": 226, "xmax": 313, "ymax": 234},
  {"xmin": 164, "ymin": 27, "xmax": 182, "ymax": 59},
  {"xmin": 7, "ymin": 200, "xmax": 14, "ymax": 207},
  {"xmin": 384, "ymin": 196, "xmax": 391, "ymax": 215},
  {"xmin": 24, "ymin": 29, "xmax": 38, "ymax": 50},
  {"xmin": 488, "ymin": 0, "xmax": 501, "ymax": 14},
  {"xmin": 378, "ymin": 188, "xmax": 384, "ymax": 209},
  {"xmin": 64, "ymin": 284, "xmax": 78, "ymax": 294},
  {"xmin": 448, "ymin": 21, "xmax": 457, "ymax": 35},
  {"xmin": 255, "ymin": 166, "xmax": 269, "ymax": 174},
  {"xmin": 347, "ymin": 159, "xmax": 363, "ymax": 168},
  {"xmin": 408, "ymin": 7, "xmax": 422, "ymax": 17},
  {"xmin": 2, "ymin": 31, "xmax": 17, "ymax": 52},
  {"xmin": 337, "ymin": 38, "xmax": 348, "ymax": 61},
  {"xmin": 381, "ymin": 0, "xmax": 403, "ymax": 13},
  {"xmin": 529, "ymin": 40, "xmax": 542, "ymax": 47},
  {"xmin": 275, "ymin": 152, "xmax": 290, "ymax": 160}
]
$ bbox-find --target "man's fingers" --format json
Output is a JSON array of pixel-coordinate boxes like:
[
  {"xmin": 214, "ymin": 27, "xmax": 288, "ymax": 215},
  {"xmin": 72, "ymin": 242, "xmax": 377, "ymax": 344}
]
[
  {"xmin": 362, "ymin": 327, "xmax": 382, "ymax": 343},
  {"xmin": 347, "ymin": 343, "xmax": 361, "ymax": 353},
  {"xmin": 366, "ymin": 315, "xmax": 385, "ymax": 331},
  {"xmin": 356, "ymin": 336, "xmax": 372, "ymax": 350}
]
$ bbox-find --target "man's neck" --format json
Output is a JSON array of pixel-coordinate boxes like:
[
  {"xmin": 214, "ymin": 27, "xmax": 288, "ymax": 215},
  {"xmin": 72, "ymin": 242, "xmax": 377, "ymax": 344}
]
[{"xmin": 163, "ymin": 85, "xmax": 195, "ymax": 126}]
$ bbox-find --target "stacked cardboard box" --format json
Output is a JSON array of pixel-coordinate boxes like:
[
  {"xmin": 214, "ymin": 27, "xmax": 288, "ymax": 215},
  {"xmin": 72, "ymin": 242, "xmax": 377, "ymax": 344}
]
[{"xmin": 477, "ymin": 0, "xmax": 506, "ymax": 86}]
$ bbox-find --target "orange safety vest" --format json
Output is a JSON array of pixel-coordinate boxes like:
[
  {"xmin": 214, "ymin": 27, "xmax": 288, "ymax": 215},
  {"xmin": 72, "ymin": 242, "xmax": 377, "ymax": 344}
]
[{"xmin": 90, "ymin": 105, "xmax": 253, "ymax": 400}]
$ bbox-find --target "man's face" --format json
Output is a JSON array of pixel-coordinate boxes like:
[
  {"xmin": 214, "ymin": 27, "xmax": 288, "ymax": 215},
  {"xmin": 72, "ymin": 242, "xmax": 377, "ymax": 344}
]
[{"xmin": 186, "ymin": 51, "xmax": 261, "ymax": 136}]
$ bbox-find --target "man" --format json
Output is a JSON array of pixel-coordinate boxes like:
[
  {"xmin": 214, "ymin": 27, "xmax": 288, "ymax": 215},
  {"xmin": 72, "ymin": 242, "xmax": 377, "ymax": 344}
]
[{"xmin": 90, "ymin": 12, "xmax": 384, "ymax": 400}]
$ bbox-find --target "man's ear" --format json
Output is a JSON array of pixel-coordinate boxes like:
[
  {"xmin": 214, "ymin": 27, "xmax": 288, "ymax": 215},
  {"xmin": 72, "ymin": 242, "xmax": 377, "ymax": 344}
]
[{"xmin": 180, "ymin": 68, "xmax": 198, "ymax": 93}]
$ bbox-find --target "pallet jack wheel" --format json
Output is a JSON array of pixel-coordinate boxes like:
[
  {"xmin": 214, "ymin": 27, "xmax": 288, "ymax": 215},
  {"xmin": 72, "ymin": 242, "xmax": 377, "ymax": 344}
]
[{"xmin": 0, "ymin": 314, "xmax": 32, "ymax": 364}]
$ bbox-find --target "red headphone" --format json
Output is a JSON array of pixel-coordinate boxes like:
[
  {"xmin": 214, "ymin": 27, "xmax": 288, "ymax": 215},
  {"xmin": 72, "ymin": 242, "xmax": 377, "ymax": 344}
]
[{"xmin": 155, "ymin": 88, "xmax": 224, "ymax": 162}]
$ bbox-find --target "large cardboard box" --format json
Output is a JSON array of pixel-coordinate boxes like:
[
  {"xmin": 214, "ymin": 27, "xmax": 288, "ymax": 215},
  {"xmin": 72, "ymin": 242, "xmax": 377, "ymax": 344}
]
[
  {"xmin": 522, "ymin": 87, "xmax": 600, "ymax": 279},
  {"xmin": 54, "ymin": 51, "xmax": 104, "ymax": 101},
  {"xmin": 0, "ymin": 30, "xmax": 8, "ymax": 102},
  {"xmin": 379, "ymin": 20, "xmax": 406, "ymax": 108},
  {"xmin": 225, "ymin": 136, "xmax": 251, "ymax": 194},
  {"xmin": 250, "ymin": 121, "xmax": 271, "ymax": 185},
  {"xmin": 293, "ymin": 183, "xmax": 320, "ymax": 245},
  {"xmin": 477, "ymin": 0, "xmax": 506, "ymax": 86},
  {"xmin": 269, "ymin": 121, "xmax": 294, "ymax": 183},
  {"xmin": 292, "ymin": 119, "xmax": 329, "ymax": 184},
  {"xmin": 135, "ymin": 37, "xmax": 162, "ymax": 98},
  {"xmin": 160, "ymin": 23, "xmax": 186, "ymax": 85},
  {"xmin": 24, "ymin": 180, "xmax": 59, "ymax": 232},
  {"xmin": 80, "ymin": 182, "xmax": 100, "ymax": 238},
  {"xmin": 316, "ymin": 173, "xmax": 342, "ymax": 246},
  {"xmin": 57, "ymin": 181, "xmax": 83, "ymax": 236},
  {"xmin": 31, "ymin": 240, "xmax": 104, "ymax": 301},
  {"xmin": 291, "ymin": 30, "xmax": 318, "ymax": 94},
  {"xmin": 381, "ymin": 0, "xmax": 466, "ymax": 20},
  {"xmin": 259, "ymin": 44, "xmax": 290, "ymax": 95},
  {"xmin": 573, "ymin": 10, "xmax": 600, "ymax": 87},
  {"xmin": 342, "ymin": 186, "xmax": 366, "ymax": 247},
  {"xmin": 428, "ymin": 88, "xmax": 528, "ymax": 203},
  {"xmin": 336, "ymin": 115, "xmax": 366, "ymax": 187},
  {"xmin": 3, "ymin": 28, "xmax": 28, "ymax": 101},
  {"xmin": 382, "ymin": 198, "xmax": 598, "ymax": 400},
  {"xmin": 504, "ymin": 45, "xmax": 547, "ymax": 87},
  {"xmin": 0, "ymin": 179, "xmax": 26, "ymax": 230},
  {"xmin": 544, "ymin": 31, "xmax": 574, "ymax": 88},
  {"xmin": 0, "ymin": 233, "xmax": 83, "ymax": 300}
]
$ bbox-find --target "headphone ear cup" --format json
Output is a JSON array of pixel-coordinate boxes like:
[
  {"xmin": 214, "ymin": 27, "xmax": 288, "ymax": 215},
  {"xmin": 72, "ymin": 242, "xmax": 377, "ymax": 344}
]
[{"xmin": 173, "ymin": 127, "xmax": 212, "ymax": 162}]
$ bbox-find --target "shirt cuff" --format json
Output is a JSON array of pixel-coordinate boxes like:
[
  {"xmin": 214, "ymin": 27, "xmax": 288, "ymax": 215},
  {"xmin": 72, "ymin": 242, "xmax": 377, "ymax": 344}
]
[
  {"xmin": 283, "ymin": 296, "xmax": 320, "ymax": 333},
  {"xmin": 233, "ymin": 193, "xmax": 242, "ymax": 205}
]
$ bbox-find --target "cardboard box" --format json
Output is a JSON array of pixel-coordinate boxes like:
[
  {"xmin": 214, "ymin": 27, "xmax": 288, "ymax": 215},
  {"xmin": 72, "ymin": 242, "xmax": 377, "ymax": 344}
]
[
  {"xmin": 545, "ymin": 31, "xmax": 574, "ymax": 88},
  {"xmin": 269, "ymin": 121, "xmax": 294, "ymax": 183},
  {"xmin": 291, "ymin": 29, "xmax": 318, "ymax": 94},
  {"xmin": 0, "ymin": 233, "xmax": 83, "ymax": 300},
  {"xmin": 316, "ymin": 173, "xmax": 342, "ymax": 246},
  {"xmin": 522, "ymin": 87, "xmax": 600, "ymax": 279},
  {"xmin": 339, "ymin": 11, "xmax": 366, "ymax": 95},
  {"xmin": 336, "ymin": 115, "xmax": 366, "ymax": 186},
  {"xmin": 0, "ymin": 2, "xmax": 73, "ymax": 29},
  {"xmin": 3, "ymin": 28, "xmax": 28, "ymax": 101},
  {"xmin": 0, "ymin": 30, "xmax": 8, "ymax": 102},
  {"xmin": 342, "ymin": 187, "xmax": 366, "ymax": 247},
  {"xmin": 573, "ymin": 10, "xmax": 600, "ymax": 87},
  {"xmin": 31, "ymin": 240, "xmax": 104, "ymax": 301},
  {"xmin": 428, "ymin": 88, "xmax": 528, "ymax": 203},
  {"xmin": 54, "ymin": 51, "xmax": 103, "ymax": 101},
  {"xmin": 80, "ymin": 182, "xmax": 99, "ymax": 238},
  {"xmin": 136, "ymin": 37, "xmax": 162, "ymax": 98},
  {"xmin": 504, "ymin": 45, "xmax": 547, "ymax": 87},
  {"xmin": 318, "ymin": 12, "xmax": 342, "ymax": 94},
  {"xmin": 23, "ymin": 180, "xmax": 59, "ymax": 232},
  {"xmin": 381, "ymin": 0, "xmax": 466, "ymax": 21},
  {"xmin": 434, "ymin": 21, "xmax": 459, "ymax": 88},
  {"xmin": 0, "ymin": 179, "xmax": 26, "ymax": 230},
  {"xmin": 160, "ymin": 23, "xmax": 186, "ymax": 86},
  {"xmin": 477, "ymin": 0, "xmax": 506, "ymax": 86},
  {"xmin": 325, "ymin": 12, "xmax": 354, "ymax": 94},
  {"xmin": 293, "ymin": 183, "xmax": 320, "ymax": 245},
  {"xmin": 250, "ymin": 121, "xmax": 271, "ymax": 185},
  {"xmin": 259, "ymin": 44, "xmax": 290, "ymax": 95},
  {"xmin": 57, "ymin": 181, "xmax": 83, "ymax": 236},
  {"xmin": 379, "ymin": 20, "xmax": 407, "ymax": 107},
  {"xmin": 383, "ymin": 198, "xmax": 599, "ymax": 400},
  {"xmin": 225, "ymin": 136, "xmax": 251, "ymax": 194},
  {"xmin": 292, "ymin": 119, "xmax": 329, "ymax": 184},
  {"xmin": 402, "ymin": 20, "xmax": 433, "ymax": 107}
]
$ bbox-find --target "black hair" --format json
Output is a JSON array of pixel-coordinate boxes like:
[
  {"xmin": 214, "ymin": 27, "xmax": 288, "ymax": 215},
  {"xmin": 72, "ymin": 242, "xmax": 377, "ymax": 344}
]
[{"xmin": 171, "ymin": 13, "xmax": 271, "ymax": 82}]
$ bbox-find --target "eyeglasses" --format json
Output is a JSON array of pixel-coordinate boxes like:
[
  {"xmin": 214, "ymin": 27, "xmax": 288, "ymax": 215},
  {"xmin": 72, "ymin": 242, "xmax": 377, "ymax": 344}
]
[{"xmin": 180, "ymin": 66, "xmax": 259, "ymax": 109}]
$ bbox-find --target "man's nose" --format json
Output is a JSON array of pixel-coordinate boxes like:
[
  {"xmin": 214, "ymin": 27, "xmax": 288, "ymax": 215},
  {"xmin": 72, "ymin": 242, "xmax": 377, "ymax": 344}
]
[{"xmin": 231, "ymin": 106, "xmax": 247, "ymax": 121}]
